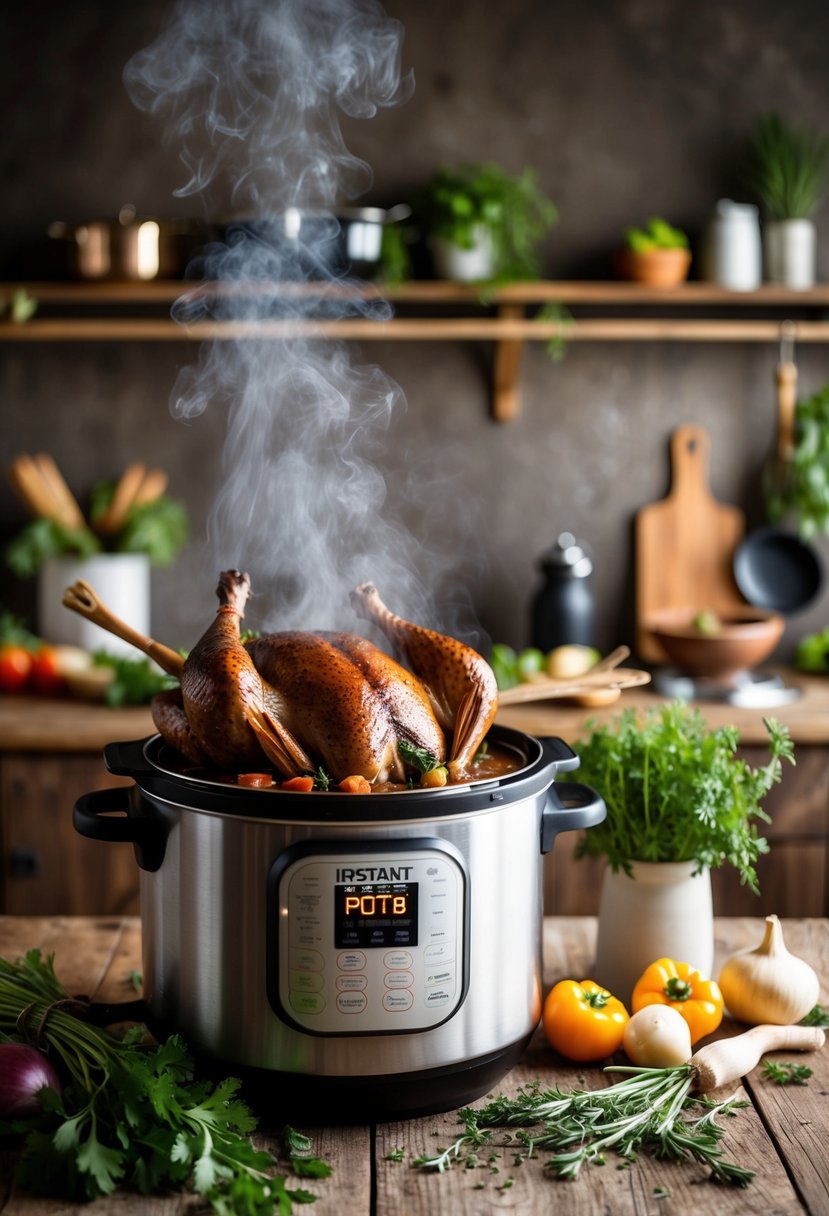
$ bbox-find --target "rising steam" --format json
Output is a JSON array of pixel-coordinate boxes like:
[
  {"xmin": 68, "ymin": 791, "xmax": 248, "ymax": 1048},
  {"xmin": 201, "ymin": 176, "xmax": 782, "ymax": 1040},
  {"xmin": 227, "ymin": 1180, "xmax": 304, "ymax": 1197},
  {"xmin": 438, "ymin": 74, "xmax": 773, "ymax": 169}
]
[{"xmin": 124, "ymin": 0, "xmax": 482, "ymax": 639}]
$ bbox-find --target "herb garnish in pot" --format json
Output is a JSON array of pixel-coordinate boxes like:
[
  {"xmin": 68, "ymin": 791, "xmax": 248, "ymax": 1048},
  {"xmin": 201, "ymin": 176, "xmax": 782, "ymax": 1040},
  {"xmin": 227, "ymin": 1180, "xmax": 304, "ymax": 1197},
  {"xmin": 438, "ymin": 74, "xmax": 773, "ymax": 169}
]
[{"xmin": 0, "ymin": 949, "xmax": 328, "ymax": 1211}]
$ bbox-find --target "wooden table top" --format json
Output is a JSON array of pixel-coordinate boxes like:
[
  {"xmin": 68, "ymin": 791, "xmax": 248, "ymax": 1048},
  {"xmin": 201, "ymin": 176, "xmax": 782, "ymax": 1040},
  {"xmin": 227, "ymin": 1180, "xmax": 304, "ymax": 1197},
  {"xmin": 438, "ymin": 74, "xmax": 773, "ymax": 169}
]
[{"xmin": 0, "ymin": 915, "xmax": 826, "ymax": 1214}]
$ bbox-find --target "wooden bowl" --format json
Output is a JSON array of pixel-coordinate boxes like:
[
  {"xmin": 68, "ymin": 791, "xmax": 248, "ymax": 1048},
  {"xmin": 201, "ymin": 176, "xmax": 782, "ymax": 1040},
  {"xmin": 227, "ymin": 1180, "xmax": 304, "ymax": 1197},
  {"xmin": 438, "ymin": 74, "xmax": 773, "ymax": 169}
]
[{"xmin": 646, "ymin": 607, "xmax": 785, "ymax": 677}]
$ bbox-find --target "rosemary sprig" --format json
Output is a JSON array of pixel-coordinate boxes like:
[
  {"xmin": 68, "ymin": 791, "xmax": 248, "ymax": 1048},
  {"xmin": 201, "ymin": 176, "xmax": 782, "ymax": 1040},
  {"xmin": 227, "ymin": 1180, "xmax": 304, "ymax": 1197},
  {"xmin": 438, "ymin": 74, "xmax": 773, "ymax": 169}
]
[{"xmin": 412, "ymin": 1069, "xmax": 754, "ymax": 1187}]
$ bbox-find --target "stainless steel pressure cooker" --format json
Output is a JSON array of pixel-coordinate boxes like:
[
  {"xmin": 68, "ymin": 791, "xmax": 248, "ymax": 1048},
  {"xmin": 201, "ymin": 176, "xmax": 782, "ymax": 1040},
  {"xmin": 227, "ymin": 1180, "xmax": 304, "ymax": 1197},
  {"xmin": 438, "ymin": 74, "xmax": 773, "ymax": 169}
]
[{"xmin": 74, "ymin": 725, "xmax": 604, "ymax": 1120}]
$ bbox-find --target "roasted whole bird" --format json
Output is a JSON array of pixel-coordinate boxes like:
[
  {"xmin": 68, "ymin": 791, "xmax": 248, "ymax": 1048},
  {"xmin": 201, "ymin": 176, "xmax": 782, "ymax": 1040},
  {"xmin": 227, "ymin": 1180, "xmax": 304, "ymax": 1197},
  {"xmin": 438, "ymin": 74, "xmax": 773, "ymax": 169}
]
[{"xmin": 63, "ymin": 570, "xmax": 499, "ymax": 788}]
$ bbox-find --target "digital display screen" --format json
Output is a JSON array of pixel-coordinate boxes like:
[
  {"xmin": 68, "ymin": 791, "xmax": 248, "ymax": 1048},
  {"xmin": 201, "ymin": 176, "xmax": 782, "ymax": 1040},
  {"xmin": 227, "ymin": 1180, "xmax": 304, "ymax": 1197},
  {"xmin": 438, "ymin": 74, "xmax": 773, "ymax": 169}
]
[{"xmin": 334, "ymin": 882, "xmax": 419, "ymax": 948}]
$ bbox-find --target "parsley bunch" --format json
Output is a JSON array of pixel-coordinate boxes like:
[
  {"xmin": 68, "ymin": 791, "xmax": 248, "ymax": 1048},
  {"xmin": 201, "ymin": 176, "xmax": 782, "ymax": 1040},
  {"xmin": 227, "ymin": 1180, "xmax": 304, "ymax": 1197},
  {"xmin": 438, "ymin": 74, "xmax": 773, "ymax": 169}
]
[
  {"xmin": 0, "ymin": 950, "xmax": 327, "ymax": 1212},
  {"xmin": 574, "ymin": 702, "xmax": 794, "ymax": 892}
]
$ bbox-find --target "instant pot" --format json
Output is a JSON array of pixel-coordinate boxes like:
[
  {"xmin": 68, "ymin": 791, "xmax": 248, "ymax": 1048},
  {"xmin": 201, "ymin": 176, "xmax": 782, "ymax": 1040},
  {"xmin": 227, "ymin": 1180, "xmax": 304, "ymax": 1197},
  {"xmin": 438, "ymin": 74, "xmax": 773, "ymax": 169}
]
[{"xmin": 74, "ymin": 725, "xmax": 604, "ymax": 1119}]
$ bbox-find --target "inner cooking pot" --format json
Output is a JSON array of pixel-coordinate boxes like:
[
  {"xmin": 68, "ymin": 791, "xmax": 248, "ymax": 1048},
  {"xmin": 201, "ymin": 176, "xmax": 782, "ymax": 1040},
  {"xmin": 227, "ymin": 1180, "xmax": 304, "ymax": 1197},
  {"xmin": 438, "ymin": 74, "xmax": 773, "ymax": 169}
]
[{"xmin": 74, "ymin": 725, "xmax": 604, "ymax": 1121}]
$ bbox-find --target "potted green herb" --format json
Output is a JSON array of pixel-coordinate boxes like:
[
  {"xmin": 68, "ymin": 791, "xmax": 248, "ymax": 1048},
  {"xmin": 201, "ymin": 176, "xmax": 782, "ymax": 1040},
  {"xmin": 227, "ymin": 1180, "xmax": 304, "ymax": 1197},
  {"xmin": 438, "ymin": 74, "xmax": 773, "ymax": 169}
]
[
  {"xmin": 573, "ymin": 702, "xmax": 794, "ymax": 1003},
  {"xmin": 764, "ymin": 378, "xmax": 829, "ymax": 538},
  {"xmin": 616, "ymin": 217, "xmax": 691, "ymax": 286},
  {"xmin": 742, "ymin": 111, "xmax": 829, "ymax": 288},
  {"xmin": 417, "ymin": 162, "xmax": 557, "ymax": 284}
]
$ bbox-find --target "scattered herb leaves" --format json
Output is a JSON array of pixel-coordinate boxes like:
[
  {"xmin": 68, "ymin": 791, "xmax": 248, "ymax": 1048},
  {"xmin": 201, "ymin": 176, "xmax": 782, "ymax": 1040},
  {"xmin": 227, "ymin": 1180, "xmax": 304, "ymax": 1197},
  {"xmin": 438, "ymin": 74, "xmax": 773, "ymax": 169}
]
[
  {"xmin": 412, "ymin": 1070, "xmax": 754, "ymax": 1187},
  {"xmin": 384, "ymin": 1147, "xmax": 405, "ymax": 1163},
  {"xmin": 761, "ymin": 1060, "xmax": 813, "ymax": 1086},
  {"xmin": 398, "ymin": 739, "xmax": 440, "ymax": 774},
  {"xmin": 800, "ymin": 1004, "xmax": 829, "ymax": 1028}
]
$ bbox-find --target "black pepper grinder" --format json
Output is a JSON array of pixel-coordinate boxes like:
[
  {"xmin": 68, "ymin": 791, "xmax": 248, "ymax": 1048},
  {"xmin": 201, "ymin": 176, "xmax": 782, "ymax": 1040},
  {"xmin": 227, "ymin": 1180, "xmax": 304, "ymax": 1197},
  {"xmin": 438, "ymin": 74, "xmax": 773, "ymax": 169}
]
[{"xmin": 531, "ymin": 532, "xmax": 596, "ymax": 651}]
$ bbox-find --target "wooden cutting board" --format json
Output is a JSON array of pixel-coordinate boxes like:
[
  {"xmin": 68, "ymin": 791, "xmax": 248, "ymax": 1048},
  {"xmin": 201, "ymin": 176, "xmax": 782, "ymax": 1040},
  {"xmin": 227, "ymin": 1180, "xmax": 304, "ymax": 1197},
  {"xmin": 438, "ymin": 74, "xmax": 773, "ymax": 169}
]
[{"xmin": 636, "ymin": 424, "xmax": 746, "ymax": 662}]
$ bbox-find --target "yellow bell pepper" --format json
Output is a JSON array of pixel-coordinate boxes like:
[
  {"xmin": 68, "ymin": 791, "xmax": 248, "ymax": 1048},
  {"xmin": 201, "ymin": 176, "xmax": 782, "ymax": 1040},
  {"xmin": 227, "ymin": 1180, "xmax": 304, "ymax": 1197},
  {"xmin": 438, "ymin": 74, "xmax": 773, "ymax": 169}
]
[
  {"xmin": 632, "ymin": 958, "xmax": 723, "ymax": 1045},
  {"xmin": 542, "ymin": 979, "xmax": 629, "ymax": 1061}
]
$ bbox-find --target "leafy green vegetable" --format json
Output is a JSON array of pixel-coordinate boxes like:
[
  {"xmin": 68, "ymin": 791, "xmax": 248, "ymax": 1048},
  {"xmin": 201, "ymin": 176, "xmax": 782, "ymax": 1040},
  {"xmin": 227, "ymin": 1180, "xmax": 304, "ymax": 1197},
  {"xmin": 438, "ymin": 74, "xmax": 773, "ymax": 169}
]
[
  {"xmin": 0, "ymin": 950, "xmax": 328, "ymax": 1212},
  {"xmin": 625, "ymin": 217, "xmax": 689, "ymax": 252},
  {"xmin": 799, "ymin": 1004, "xmax": 829, "ymax": 1028},
  {"xmin": 0, "ymin": 610, "xmax": 39, "ymax": 650},
  {"xmin": 761, "ymin": 1059, "xmax": 813, "ymax": 1085},
  {"xmin": 398, "ymin": 739, "xmax": 441, "ymax": 774},
  {"xmin": 0, "ymin": 289, "xmax": 37, "ymax": 323},
  {"xmin": 413, "ymin": 1070, "xmax": 753, "ymax": 1186},
  {"xmin": 574, "ymin": 702, "xmax": 794, "ymax": 893},
  {"xmin": 766, "ymin": 380, "xmax": 829, "ymax": 538},
  {"xmin": 280, "ymin": 1126, "xmax": 332, "ymax": 1179},
  {"xmin": 489, "ymin": 643, "xmax": 519, "ymax": 690},
  {"xmin": 114, "ymin": 498, "xmax": 188, "ymax": 566},
  {"xmin": 6, "ymin": 519, "xmax": 100, "ymax": 578},
  {"xmin": 794, "ymin": 627, "xmax": 829, "ymax": 673},
  {"xmin": 92, "ymin": 652, "xmax": 178, "ymax": 706}
]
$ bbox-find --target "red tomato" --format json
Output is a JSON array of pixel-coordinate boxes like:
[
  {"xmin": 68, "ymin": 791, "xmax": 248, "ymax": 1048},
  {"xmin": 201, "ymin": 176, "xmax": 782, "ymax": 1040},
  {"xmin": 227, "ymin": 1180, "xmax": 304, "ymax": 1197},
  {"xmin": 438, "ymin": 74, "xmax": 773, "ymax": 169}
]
[
  {"xmin": 0, "ymin": 645, "xmax": 34, "ymax": 693},
  {"xmin": 30, "ymin": 647, "xmax": 65, "ymax": 696}
]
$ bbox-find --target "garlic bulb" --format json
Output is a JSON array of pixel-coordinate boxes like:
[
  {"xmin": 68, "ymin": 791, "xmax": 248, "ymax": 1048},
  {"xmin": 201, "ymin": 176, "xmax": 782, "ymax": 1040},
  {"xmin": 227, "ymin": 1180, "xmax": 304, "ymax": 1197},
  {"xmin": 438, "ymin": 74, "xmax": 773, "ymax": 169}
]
[{"xmin": 718, "ymin": 915, "xmax": 820, "ymax": 1026}]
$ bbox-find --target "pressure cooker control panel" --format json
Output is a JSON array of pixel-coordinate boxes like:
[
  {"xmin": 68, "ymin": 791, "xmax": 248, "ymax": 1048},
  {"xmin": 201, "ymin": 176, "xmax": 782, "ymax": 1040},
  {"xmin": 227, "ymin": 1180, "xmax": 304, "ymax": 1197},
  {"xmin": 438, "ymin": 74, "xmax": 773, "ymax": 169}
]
[{"xmin": 267, "ymin": 840, "xmax": 468, "ymax": 1035}]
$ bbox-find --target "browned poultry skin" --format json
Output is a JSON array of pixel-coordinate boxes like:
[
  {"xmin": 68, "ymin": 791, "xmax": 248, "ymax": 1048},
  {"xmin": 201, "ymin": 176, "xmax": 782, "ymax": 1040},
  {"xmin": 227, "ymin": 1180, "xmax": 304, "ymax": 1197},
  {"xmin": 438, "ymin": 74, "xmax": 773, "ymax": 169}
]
[
  {"xmin": 150, "ymin": 688, "xmax": 208, "ymax": 767},
  {"xmin": 247, "ymin": 631, "xmax": 433, "ymax": 783},
  {"xmin": 180, "ymin": 570, "xmax": 304, "ymax": 772},
  {"xmin": 350, "ymin": 583, "xmax": 499, "ymax": 779}
]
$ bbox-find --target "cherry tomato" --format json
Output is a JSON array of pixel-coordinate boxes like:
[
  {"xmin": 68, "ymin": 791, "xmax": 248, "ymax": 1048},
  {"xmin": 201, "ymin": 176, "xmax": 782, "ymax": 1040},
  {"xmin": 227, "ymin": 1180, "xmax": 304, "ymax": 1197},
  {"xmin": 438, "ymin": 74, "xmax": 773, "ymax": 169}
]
[
  {"xmin": 29, "ymin": 647, "xmax": 65, "ymax": 697},
  {"xmin": 0, "ymin": 645, "xmax": 34, "ymax": 693},
  {"xmin": 542, "ymin": 979, "xmax": 629, "ymax": 1062}
]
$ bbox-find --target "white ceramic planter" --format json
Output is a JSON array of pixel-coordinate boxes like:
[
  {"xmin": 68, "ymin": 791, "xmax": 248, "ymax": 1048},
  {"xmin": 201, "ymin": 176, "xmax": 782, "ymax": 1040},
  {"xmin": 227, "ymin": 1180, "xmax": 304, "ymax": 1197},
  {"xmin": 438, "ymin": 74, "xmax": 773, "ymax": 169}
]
[
  {"xmin": 431, "ymin": 226, "xmax": 495, "ymax": 282},
  {"xmin": 592, "ymin": 860, "xmax": 714, "ymax": 1006},
  {"xmin": 38, "ymin": 553, "xmax": 151, "ymax": 658},
  {"xmin": 764, "ymin": 218, "xmax": 816, "ymax": 289}
]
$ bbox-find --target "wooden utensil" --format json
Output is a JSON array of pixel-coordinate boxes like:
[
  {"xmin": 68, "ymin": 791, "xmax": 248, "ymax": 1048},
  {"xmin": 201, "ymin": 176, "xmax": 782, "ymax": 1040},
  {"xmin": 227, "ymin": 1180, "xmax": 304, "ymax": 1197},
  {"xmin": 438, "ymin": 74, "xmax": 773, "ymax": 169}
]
[
  {"xmin": 94, "ymin": 462, "xmax": 146, "ymax": 534},
  {"xmin": 8, "ymin": 452, "xmax": 87, "ymax": 531},
  {"xmin": 497, "ymin": 661, "xmax": 650, "ymax": 705},
  {"xmin": 636, "ymin": 424, "xmax": 745, "ymax": 663},
  {"xmin": 763, "ymin": 322, "xmax": 798, "ymax": 511}
]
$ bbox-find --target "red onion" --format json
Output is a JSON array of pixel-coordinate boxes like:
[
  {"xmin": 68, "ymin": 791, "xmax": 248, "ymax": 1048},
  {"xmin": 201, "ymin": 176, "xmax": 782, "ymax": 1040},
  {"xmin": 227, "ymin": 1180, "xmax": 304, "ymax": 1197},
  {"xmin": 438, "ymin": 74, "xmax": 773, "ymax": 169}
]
[{"xmin": 0, "ymin": 1042, "xmax": 62, "ymax": 1116}]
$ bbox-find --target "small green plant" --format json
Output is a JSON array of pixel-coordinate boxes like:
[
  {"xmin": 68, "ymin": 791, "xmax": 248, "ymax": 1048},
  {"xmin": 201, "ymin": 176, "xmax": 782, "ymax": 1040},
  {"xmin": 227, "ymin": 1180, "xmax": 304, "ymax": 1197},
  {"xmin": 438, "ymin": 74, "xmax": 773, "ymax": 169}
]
[
  {"xmin": 418, "ymin": 162, "xmax": 557, "ymax": 282},
  {"xmin": 766, "ymin": 380, "xmax": 829, "ymax": 537},
  {"xmin": 573, "ymin": 702, "xmax": 794, "ymax": 893},
  {"xmin": 742, "ymin": 111, "xmax": 829, "ymax": 220},
  {"xmin": 624, "ymin": 217, "xmax": 689, "ymax": 253}
]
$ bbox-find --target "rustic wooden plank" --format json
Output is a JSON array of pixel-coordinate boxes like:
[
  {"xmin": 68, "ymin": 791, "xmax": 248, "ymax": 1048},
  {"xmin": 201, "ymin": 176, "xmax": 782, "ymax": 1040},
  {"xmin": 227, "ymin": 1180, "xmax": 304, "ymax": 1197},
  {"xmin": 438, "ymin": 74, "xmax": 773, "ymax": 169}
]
[{"xmin": 0, "ymin": 698, "xmax": 154, "ymax": 753}]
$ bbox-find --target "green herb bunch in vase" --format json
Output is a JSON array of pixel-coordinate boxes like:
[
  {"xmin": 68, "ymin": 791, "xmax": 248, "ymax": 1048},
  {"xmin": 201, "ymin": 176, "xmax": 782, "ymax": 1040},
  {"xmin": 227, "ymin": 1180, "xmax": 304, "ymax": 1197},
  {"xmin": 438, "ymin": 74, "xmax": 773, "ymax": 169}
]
[{"xmin": 572, "ymin": 702, "xmax": 794, "ymax": 1003}]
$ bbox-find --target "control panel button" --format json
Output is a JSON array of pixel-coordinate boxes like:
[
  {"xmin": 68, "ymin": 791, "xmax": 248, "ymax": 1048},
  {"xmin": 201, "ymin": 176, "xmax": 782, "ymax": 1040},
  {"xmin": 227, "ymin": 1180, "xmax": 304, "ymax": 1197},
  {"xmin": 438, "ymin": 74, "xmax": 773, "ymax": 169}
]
[
  {"xmin": 289, "ymin": 970, "xmax": 324, "ymax": 993},
  {"xmin": 290, "ymin": 948, "xmax": 324, "ymax": 972},
  {"xmin": 424, "ymin": 987, "xmax": 452, "ymax": 1008},
  {"xmin": 384, "ymin": 970, "xmax": 414, "ymax": 989},
  {"xmin": 289, "ymin": 991, "xmax": 325, "ymax": 1015},
  {"xmin": 424, "ymin": 942, "xmax": 453, "ymax": 963},
  {"xmin": 336, "ymin": 974, "xmax": 367, "ymax": 992},
  {"xmin": 336, "ymin": 992, "xmax": 368, "ymax": 1014},
  {"xmin": 384, "ymin": 950, "xmax": 413, "ymax": 969},
  {"xmin": 383, "ymin": 989, "xmax": 413, "ymax": 1012},
  {"xmin": 337, "ymin": 951, "xmax": 367, "ymax": 971},
  {"xmin": 425, "ymin": 968, "xmax": 455, "ymax": 988}
]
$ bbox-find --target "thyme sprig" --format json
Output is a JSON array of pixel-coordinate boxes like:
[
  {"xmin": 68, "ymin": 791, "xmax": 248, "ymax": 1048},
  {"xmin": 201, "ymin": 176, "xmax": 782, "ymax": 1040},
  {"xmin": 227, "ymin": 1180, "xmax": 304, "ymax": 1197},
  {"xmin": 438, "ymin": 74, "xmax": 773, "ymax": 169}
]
[{"xmin": 412, "ymin": 1069, "xmax": 754, "ymax": 1187}]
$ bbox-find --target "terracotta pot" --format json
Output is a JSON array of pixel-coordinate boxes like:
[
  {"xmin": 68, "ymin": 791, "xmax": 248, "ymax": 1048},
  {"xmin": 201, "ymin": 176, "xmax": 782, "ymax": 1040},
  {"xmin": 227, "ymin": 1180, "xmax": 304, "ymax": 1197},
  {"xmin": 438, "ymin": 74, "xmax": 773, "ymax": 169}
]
[
  {"xmin": 646, "ymin": 605, "xmax": 784, "ymax": 677},
  {"xmin": 616, "ymin": 247, "xmax": 692, "ymax": 287}
]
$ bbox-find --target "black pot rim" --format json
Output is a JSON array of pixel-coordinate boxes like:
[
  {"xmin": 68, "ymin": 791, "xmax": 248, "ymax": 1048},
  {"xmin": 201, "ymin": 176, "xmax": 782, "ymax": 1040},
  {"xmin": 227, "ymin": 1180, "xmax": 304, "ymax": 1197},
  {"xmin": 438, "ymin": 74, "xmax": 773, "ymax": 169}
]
[{"xmin": 104, "ymin": 726, "xmax": 579, "ymax": 822}]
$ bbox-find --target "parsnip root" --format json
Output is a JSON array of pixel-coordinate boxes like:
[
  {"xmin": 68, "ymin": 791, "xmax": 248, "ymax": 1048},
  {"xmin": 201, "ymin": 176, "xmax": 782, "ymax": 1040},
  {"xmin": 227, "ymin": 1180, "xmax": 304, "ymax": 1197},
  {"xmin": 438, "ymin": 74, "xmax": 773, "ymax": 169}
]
[{"xmin": 691, "ymin": 1024, "xmax": 825, "ymax": 1092}]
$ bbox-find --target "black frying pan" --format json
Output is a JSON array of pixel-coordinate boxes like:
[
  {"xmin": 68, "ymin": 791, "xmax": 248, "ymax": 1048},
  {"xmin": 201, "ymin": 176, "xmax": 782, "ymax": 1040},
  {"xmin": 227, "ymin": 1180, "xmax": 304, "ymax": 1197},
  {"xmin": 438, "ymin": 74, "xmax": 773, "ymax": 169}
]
[{"xmin": 734, "ymin": 526, "xmax": 823, "ymax": 614}]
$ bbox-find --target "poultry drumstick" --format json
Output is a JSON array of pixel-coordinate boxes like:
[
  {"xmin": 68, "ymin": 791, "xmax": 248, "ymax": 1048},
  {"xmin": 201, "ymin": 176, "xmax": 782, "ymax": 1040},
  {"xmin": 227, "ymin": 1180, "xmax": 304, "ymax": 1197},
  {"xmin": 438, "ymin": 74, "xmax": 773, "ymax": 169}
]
[{"xmin": 350, "ymin": 582, "xmax": 499, "ymax": 779}]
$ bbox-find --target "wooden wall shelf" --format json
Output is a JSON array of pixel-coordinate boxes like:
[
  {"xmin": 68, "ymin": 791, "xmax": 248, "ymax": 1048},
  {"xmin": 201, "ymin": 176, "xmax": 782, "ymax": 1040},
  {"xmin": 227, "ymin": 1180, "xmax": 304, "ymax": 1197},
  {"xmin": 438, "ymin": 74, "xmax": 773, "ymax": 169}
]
[{"xmin": 3, "ymin": 280, "xmax": 829, "ymax": 421}]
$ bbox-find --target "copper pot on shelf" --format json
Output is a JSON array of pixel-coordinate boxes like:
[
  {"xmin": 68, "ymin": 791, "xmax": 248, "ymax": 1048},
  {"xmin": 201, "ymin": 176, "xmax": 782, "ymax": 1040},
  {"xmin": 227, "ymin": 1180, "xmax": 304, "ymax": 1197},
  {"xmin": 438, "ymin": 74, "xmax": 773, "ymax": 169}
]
[{"xmin": 47, "ymin": 205, "xmax": 210, "ymax": 281}]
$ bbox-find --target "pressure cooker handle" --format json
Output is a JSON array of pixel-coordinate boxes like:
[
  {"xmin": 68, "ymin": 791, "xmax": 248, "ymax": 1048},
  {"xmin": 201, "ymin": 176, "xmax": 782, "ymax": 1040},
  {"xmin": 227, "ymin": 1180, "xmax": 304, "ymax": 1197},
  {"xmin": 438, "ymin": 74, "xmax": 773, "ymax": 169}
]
[
  {"xmin": 73, "ymin": 787, "xmax": 167, "ymax": 872},
  {"xmin": 538, "ymin": 735, "xmax": 581, "ymax": 773},
  {"xmin": 541, "ymin": 781, "xmax": 606, "ymax": 854}
]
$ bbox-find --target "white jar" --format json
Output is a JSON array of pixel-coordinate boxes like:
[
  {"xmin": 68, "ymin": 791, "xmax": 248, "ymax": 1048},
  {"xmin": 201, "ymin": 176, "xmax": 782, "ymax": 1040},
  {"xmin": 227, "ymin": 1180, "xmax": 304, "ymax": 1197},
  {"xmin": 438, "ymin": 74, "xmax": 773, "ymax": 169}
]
[
  {"xmin": 38, "ymin": 553, "xmax": 151, "ymax": 658},
  {"xmin": 702, "ymin": 199, "xmax": 762, "ymax": 291}
]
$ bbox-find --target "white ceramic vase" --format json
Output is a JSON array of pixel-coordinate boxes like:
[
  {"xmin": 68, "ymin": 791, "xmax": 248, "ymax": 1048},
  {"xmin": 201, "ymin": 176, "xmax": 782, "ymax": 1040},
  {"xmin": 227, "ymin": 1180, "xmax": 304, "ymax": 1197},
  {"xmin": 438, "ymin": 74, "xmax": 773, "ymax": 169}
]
[
  {"xmin": 592, "ymin": 860, "xmax": 714, "ymax": 1006},
  {"xmin": 763, "ymin": 218, "xmax": 816, "ymax": 289},
  {"xmin": 431, "ymin": 225, "xmax": 495, "ymax": 282},
  {"xmin": 38, "ymin": 553, "xmax": 151, "ymax": 658}
]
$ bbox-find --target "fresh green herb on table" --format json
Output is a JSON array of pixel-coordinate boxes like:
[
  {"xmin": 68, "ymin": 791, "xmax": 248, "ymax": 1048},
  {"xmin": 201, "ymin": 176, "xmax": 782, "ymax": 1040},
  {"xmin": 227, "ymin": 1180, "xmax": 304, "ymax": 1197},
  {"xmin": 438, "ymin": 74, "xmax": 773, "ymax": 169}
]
[
  {"xmin": 574, "ymin": 703, "xmax": 794, "ymax": 893},
  {"xmin": 92, "ymin": 652, "xmax": 179, "ymax": 706},
  {"xmin": 795, "ymin": 626, "xmax": 829, "ymax": 674},
  {"xmin": 413, "ymin": 1071, "xmax": 754, "ymax": 1186},
  {"xmin": 0, "ymin": 949, "xmax": 328, "ymax": 1212},
  {"xmin": 800, "ymin": 1004, "xmax": 829, "ymax": 1028},
  {"xmin": 761, "ymin": 1059, "xmax": 813, "ymax": 1086}
]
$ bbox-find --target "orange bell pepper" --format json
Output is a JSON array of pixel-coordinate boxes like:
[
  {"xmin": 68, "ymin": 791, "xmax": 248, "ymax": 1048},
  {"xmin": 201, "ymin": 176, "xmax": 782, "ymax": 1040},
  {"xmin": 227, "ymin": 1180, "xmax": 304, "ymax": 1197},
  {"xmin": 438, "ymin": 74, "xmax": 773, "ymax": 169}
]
[
  {"xmin": 631, "ymin": 958, "xmax": 723, "ymax": 1045},
  {"xmin": 542, "ymin": 979, "xmax": 629, "ymax": 1062}
]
